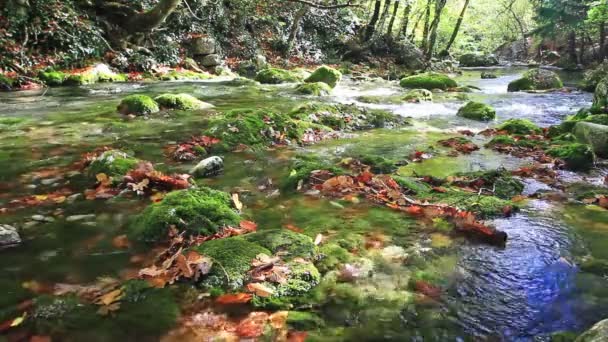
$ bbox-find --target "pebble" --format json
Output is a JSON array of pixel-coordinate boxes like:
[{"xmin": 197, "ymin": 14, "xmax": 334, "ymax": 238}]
[
  {"xmin": 66, "ymin": 214, "xmax": 96, "ymax": 222},
  {"xmin": 0, "ymin": 224, "xmax": 21, "ymax": 247},
  {"xmin": 41, "ymin": 177, "xmax": 62, "ymax": 185},
  {"xmin": 31, "ymin": 215, "xmax": 55, "ymax": 222},
  {"xmin": 67, "ymin": 193, "xmax": 83, "ymax": 203}
]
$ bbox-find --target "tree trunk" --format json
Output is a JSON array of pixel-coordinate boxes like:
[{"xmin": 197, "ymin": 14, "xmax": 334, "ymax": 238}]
[
  {"xmin": 578, "ymin": 34, "xmax": 586, "ymax": 65},
  {"xmin": 124, "ymin": 0, "xmax": 182, "ymax": 34},
  {"xmin": 568, "ymin": 30, "xmax": 577, "ymax": 64},
  {"xmin": 425, "ymin": 0, "xmax": 447, "ymax": 60},
  {"xmin": 506, "ymin": 3, "xmax": 528, "ymax": 60},
  {"xmin": 441, "ymin": 0, "xmax": 470, "ymax": 55},
  {"xmin": 376, "ymin": 0, "xmax": 392, "ymax": 35},
  {"xmin": 285, "ymin": 5, "xmax": 309, "ymax": 57},
  {"xmin": 400, "ymin": 2, "xmax": 412, "ymax": 38},
  {"xmin": 408, "ymin": 10, "xmax": 424, "ymax": 41},
  {"xmin": 364, "ymin": 0, "xmax": 382, "ymax": 41},
  {"xmin": 386, "ymin": 0, "xmax": 400, "ymax": 38},
  {"xmin": 421, "ymin": 0, "xmax": 432, "ymax": 52}
]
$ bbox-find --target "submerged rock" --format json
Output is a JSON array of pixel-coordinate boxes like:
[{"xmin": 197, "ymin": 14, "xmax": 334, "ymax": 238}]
[
  {"xmin": 547, "ymin": 143, "xmax": 595, "ymax": 171},
  {"xmin": 576, "ymin": 318, "xmax": 608, "ymax": 342},
  {"xmin": 507, "ymin": 69, "xmax": 563, "ymax": 92},
  {"xmin": 305, "ymin": 65, "xmax": 342, "ymax": 88},
  {"xmin": 117, "ymin": 95, "xmax": 160, "ymax": 116},
  {"xmin": 459, "ymin": 53, "xmax": 499, "ymax": 67},
  {"xmin": 190, "ymin": 156, "xmax": 224, "ymax": 178},
  {"xmin": 38, "ymin": 71, "xmax": 67, "ymax": 86},
  {"xmin": 399, "ymin": 73, "xmax": 458, "ymax": 90},
  {"xmin": 0, "ymin": 224, "xmax": 21, "ymax": 247},
  {"xmin": 154, "ymin": 93, "xmax": 213, "ymax": 110},
  {"xmin": 498, "ymin": 119, "xmax": 541, "ymax": 135},
  {"xmin": 573, "ymin": 122, "xmax": 608, "ymax": 158},
  {"xmin": 457, "ymin": 101, "xmax": 496, "ymax": 121},
  {"xmin": 255, "ymin": 68, "xmax": 304, "ymax": 84},
  {"xmin": 87, "ymin": 150, "xmax": 139, "ymax": 179},
  {"xmin": 481, "ymin": 71, "xmax": 498, "ymax": 79},
  {"xmin": 403, "ymin": 89, "xmax": 433, "ymax": 103},
  {"xmin": 128, "ymin": 187, "xmax": 240, "ymax": 242},
  {"xmin": 296, "ymin": 82, "xmax": 332, "ymax": 96}
]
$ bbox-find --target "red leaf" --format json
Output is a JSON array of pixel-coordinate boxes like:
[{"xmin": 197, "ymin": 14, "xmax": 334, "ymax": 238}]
[{"xmin": 239, "ymin": 220, "xmax": 258, "ymax": 232}]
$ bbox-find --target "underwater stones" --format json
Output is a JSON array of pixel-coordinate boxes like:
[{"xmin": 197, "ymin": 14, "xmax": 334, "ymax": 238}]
[
  {"xmin": 38, "ymin": 70, "xmax": 67, "ymax": 86},
  {"xmin": 192, "ymin": 237, "xmax": 271, "ymax": 289},
  {"xmin": 576, "ymin": 318, "xmax": 608, "ymax": 342},
  {"xmin": 399, "ymin": 72, "xmax": 458, "ymax": 91},
  {"xmin": 200, "ymin": 54, "xmax": 222, "ymax": 67},
  {"xmin": 243, "ymin": 229, "xmax": 317, "ymax": 259},
  {"xmin": 305, "ymin": 65, "xmax": 342, "ymax": 88},
  {"xmin": 547, "ymin": 143, "xmax": 595, "ymax": 171},
  {"xmin": 403, "ymin": 89, "xmax": 433, "ymax": 103},
  {"xmin": 497, "ymin": 119, "xmax": 541, "ymax": 135},
  {"xmin": 154, "ymin": 93, "xmax": 213, "ymax": 110},
  {"xmin": 128, "ymin": 187, "xmax": 240, "ymax": 242},
  {"xmin": 87, "ymin": 150, "xmax": 139, "ymax": 179},
  {"xmin": 573, "ymin": 122, "xmax": 608, "ymax": 158},
  {"xmin": 117, "ymin": 94, "xmax": 160, "ymax": 116},
  {"xmin": 481, "ymin": 72, "xmax": 498, "ymax": 79},
  {"xmin": 0, "ymin": 224, "xmax": 21, "ymax": 247},
  {"xmin": 507, "ymin": 68, "xmax": 563, "ymax": 92},
  {"xmin": 255, "ymin": 68, "xmax": 303, "ymax": 84},
  {"xmin": 456, "ymin": 101, "xmax": 496, "ymax": 121},
  {"xmin": 458, "ymin": 53, "xmax": 499, "ymax": 67},
  {"xmin": 593, "ymin": 77, "xmax": 608, "ymax": 112},
  {"xmin": 190, "ymin": 156, "xmax": 224, "ymax": 178},
  {"xmin": 296, "ymin": 82, "xmax": 332, "ymax": 96}
]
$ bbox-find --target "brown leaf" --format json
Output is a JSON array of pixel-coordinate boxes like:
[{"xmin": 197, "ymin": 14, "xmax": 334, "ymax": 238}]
[
  {"xmin": 246, "ymin": 283, "xmax": 274, "ymax": 297},
  {"xmin": 215, "ymin": 293, "xmax": 252, "ymax": 305},
  {"xmin": 95, "ymin": 289, "xmax": 123, "ymax": 306},
  {"xmin": 112, "ymin": 235, "xmax": 131, "ymax": 249},
  {"xmin": 235, "ymin": 312, "xmax": 269, "ymax": 338}
]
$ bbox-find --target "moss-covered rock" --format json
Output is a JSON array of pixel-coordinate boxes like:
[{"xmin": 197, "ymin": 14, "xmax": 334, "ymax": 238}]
[
  {"xmin": 64, "ymin": 73, "xmax": 99, "ymax": 86},
  {"xmin": 87, "ymin": 150, "xmax": 139, "ymax": 179},
  {"xmin": 392, "ymin": 176, "xmax": 432, "ymax": 194},
  {"xmin": 296, "ymin": 82, "xmax": 332, "ymax": 96},
  {"xmin": 547, "ymin": 143, "xmax": 595, "ymax": 171},
  {"xmin": 154, "ymin": 93, "xmax": 213, "ymax": 110},
  {"xmin": 507, "ymin": 69, "xmax": 563, "ymax": 92},
  {"xmin": 358, "ymin": 155, "xmax": 398, "ymax": 174},
  {"xmin": 316, "ymin": 243, "xmax": 353, "ymax": 273},
  {"xmin": 251, "ymin": 260, "xmax": 320, "ymax": 309},
  {"xmin": 580, "ymin": 61, "xmax": 608, "ymax": 92},
  {"xmin": 244, "ymin": 229, "xmax": 317, "ymax": 259},
  {"xmin": 459, "ymin": 53, "xmax": 499, "ymax": 67},
  {"xmin": 282, "ymin": 155, "xmax": 344, "ymax": 191},
  {"xmin": 419, "ymin": 189, "xmax": 517, "ymax": 218},
  {"xmin": 158, "ymin": 70, "xmax": 212, "ymax": 81},
  {"xmin": 399, "ymin": 73, "xmax": 458, "ymax": 90},
  {"xmin": 575, "ymin": 318, "xmax": 608, "ymax": 342},
  {"xmin": 573, "ymin": 122, "xmax": 608, "ymax": 158},
  {"xmin": 117, "ymin": 95, "xmax": 160, "ymax": 116},
  {"xmin": 38, "ymin": 71, "xmax": 67, "ymax": 86},
  {"xmin": 255, "ymin": 68, "xmax": 303, "ymax": 84},
  {"xmin": 498, "ymin": 119, "xmax": 541, "ymax": 135},
  {"xmin": 457, "ymin": 101, "xmax": 496, "ymax": 121},
  {"xmin": 193, "ymin": 237, "xmax": 271, "ymax": 289},
  {"xmin": 593, "ymin": 77, "xmax": 608, "ymax": 112},
  {"xmin": 305, "ymin": 65, "xmax": 342, "ymax": 88},
  {"xmin": 481, "ymin": 72, "xmax": 498, "ymax": 79},
  {"xmin": 128, "ymin": 188, "xmax": 240, "ymax": 242},
  {"xmin": 403, "ymin": 89, "xmax": 433, "ymax": 102},
  {"xmin": 287, "ymin": 311, "xmax": 325, "ymax": 330}
]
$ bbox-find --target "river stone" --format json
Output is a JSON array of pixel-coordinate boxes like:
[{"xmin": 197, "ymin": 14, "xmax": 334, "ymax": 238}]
[
  {"xmin": 481, "ymin": 72, "xmax": 497, "ymax": 79},
  {"xmin": 200, "ymin": 54, "xmax": 222, "ymax": 67},
  {"xmin": 459, "ymin": 53, "xmax": 499, "ymax": 67},
  {"xmin": 593, "ymin": 77, "xmax": 608, "ymax": 111},
  {"xmin": 576, "ymin": 318, "xmax": 608, "ymax": 342},
  {"xmin": 0, "ymin": 224, "xmax": 21, "ymax": 247},
  {"xmin": 190, "ymin": 156, "xmax": 224, "ymax": 178},
  {"xmin": 573, "ymin": 121, "xmax": 608, "ymax": 158},
  {"xmin": 190, "ymin": 37, "xmax": 216, "ymax": 55}
]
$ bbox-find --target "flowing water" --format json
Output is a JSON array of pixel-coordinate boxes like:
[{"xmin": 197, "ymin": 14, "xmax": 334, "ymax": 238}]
[{"xmin": 0, "ymin": 67, "xmax": 607, "ymax": 341}]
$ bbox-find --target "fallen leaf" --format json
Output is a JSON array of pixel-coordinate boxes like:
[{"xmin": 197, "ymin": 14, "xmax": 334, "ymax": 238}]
[
  {"xmin": 239, "ymin": 220, "xmax": 258, "ymax": 232},
  {"xmin": 112, "ymin": 235, "xmax": 131, "ymax": 249},
  {"xmin": 246, "ymin": 283, "xmax": 274, "ymax": 297},
  {"xmin": 215, "ymin": 293, "xmax": 252, "ymax": 305},
  {"xmin": 235, "ymin": 312, "xmax": 268, "ymax": 338},
  {"xmin": 95, "ymin": 289, "xmax": 123, "ymax": 306}
]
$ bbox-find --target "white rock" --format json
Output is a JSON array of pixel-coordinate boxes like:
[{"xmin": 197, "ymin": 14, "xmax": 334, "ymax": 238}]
[{"xmin": 0, "ymin": 224, "xmax": 21, "ymax": 247}]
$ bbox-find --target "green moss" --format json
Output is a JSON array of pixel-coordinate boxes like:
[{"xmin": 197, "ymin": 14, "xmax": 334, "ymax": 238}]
[
  {"xmin": 0, "ymin": 74, "xmax": 14, "ymax": 89},
  {"xmin": 392, "ymin": 176, "xmax": 432, "ymax": 194},
  {"xmin": 457, "ymin": 101, "xmax": 496, "ymax": 121},
  {"xmin": 316, "ymin": 243, "xmax": 353, "ymax": 273},
  {"xmin": 296, "ymin": 82, "xmax": 332, "ymax": 96},
  {"xmin": 193, "ymin": 237, "xmax": 271, "ymax": 289},
  {"xmin": 580, "ymin": 61, "xmax": 608, "ymax": 92},
  {"xmin": 97, "ymin": 72, "xmax": 127, "ymax": 83},
  {"xmin": 399, "ymin": 73, "xmax": 458, "ymax": 90},
  {"xmin": 507, "ymin": 69, "xmax": 563, "ymax": 92},
  {"xmin": 128, "ymin": 188, "xmax": 240, "ymax": 242},
  {"xmin": 459, "ymin": 170, "xmax": 524, "ymax": 199},
  {"xmin": 305, "ymin": 66, "xmax": 342, "ymax": 88},
  {"xmin": 580, "ymin": 258, "xmax": 608, "ymax": 276},
  {"xmin": 64, "ymin": 72, "xmax": 99, "ymax": 86},
  {"xmin": 419, "ymin": 189, "xmax": 517, "ymax": 218},
  {"xmin": 255, "ymin": 68, "xmax": 303, "ymax": 84},
  {"xmin": 244, "ymin": 229, "xmax": 317, "ymax": 259},
  {"xmin": 158, "ymin": 70, "xmax": 212, "ymax": 81},
  {"xmin": 358, "ymin": 155, "xmax": 398, "ymax": 174},
  {"xmin": 117, "ymin": 95, "xmax": 160, "ymax": 116},
  {"xmin": 87, "ymin": 150, "xmax": 139, "ymax": 178},
  {"xmin": 287, "ymin": 311, "xmax": 325, "ymax": 330},
  {"xmin": 547, "ymin": 143, "xmax": 595, "ymax": 171},
  {"xmin": 282, "ymin": 155, "xmax": 344, "ymax": 191},
  {"xmin": 38, "ymin": 71, "xmax": 67, "ymax": 86},
  {"xmin": 549, "ymin": 331, "xmax": 578, "ymax": 342},
  {"xmin": 498, "ymin": 119, "xmax": 541, "ymax": 134},
  {"xmin": 487, "ymin": 135, "xmax": 516, "ymax": 146},
  {"xmin": 251, "ymin": 261, "xmax": 320, "ymax": 309},
  {"xmin": 154, "ymin": 93, "xmax": 211, "ymax": 110},
  {"xmin": 403, "ymin": 89, "xmax": 433, "ymax": 102}
]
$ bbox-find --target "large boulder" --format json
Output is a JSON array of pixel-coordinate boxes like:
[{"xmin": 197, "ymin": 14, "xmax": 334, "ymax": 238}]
[
  {"xmin": 189, "ymin": 37, "xmax": 216, "ymax": 55},
  {"xmin": 576, "ymin": 318, "xmax": 608, "ymax": 342},
  {"xmin": 296, "ymin": 82, "xmax": 332, "ymax": 96},
  {"xmin": 573, "ymin": 121, "xmax": 608, "ymax": 158},
  {"xmin": 0, "ymin": 224, "xmax": 21, "ymax": 247},
  {"xmin": 508, "ymin": 69, "xmax": 563, "ymax": 92},
  {"xmin": 394, "ymin": 39, "xmax": 426, "ymax": 70},
  {"xmin": 255, "ymin": 68, "xmax": 304, "ymax": 84},
  {"xmin": 403, "ymin": 89, "xmax": 432, "ymax": 103},
  {"xmin": 593, "ymin": 78, "xmax": 608, "ymax": 112},
  {"xmin": 399, "ymin": 72, "xmax": 458, "ymax": 90},
  {"xmin": 581, "ymin": 61, "xmax": 608, "ymax": 92},
  {"xmin": 199, "ymin": 54, "xmax": 222, "ymax": 67},
  {"xmin": 459, "ymin": 53, "xmax": 499, "ymax": 67},
  {"xmin": 154, "ymin": 93, "xmax": 213, "ymax": 110},
  {"xmin": 305, "ymin": 66, "xmax": 342, "ymax": 88},
  {"xmin": 190, "ymin": 156, "xmax": 224, "ymax": 177},
  {"xmin": 547, "ymin": 143, "xmax": 595, "ymax": 171},
  {"xmin": 117, "ymin": 95, "xmax": 159, "ymax": 116},
  {"xmin": 457, "ymin": 101, "xmax": 496, "ymax": 121}
]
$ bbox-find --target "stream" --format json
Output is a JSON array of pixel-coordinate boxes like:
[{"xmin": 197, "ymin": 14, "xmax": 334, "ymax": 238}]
[{"xmin": 1, "ymin": 67, "xmax": 607, "ymax": 341}]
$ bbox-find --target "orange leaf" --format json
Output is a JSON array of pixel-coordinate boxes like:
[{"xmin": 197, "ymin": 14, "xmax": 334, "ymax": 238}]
[
  {"xmin": 246, "ymin": 283, "xmax": 274, "ymax": 297},
  {"xmin": 112, "ymin": 235, "xmax": 131, "ymax": 249},
  {"xmin": 239, "ymin": 220, "xmax": 258, "ymax": 232},
  {"xmin": 215, "ymin": 293, "xmax": 252, "ymax": 305},
  {"xmin": 284, "ymin": 224, "xmax": 303, "ymax": 233},
  {"xmin": 405, "ymin": 205, "xmax": 423, "ymax": 216},
  {"xmin": 288, "ymin": 331, "xmax": 309, "ymax": 342}
]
